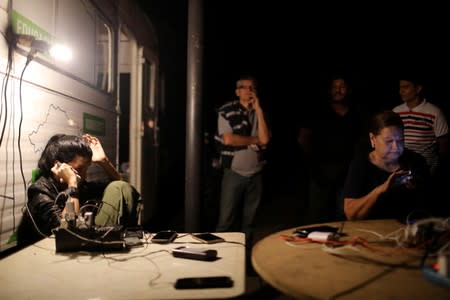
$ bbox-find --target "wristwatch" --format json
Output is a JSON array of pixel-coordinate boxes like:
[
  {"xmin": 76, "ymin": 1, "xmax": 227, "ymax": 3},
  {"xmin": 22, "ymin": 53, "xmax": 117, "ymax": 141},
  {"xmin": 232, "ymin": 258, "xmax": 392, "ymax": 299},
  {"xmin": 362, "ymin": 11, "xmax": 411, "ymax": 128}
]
[{"xmin": 65, "ymin": 187, "xmax": 80, "ymax": 198}]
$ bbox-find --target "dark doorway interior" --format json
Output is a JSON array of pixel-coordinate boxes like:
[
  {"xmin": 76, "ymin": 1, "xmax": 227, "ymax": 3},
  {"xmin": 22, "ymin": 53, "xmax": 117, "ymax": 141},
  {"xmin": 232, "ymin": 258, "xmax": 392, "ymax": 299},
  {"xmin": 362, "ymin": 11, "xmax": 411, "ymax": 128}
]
[{"xmin": 119, "ymin": 73, "xmax": 130, "ymax": 169}]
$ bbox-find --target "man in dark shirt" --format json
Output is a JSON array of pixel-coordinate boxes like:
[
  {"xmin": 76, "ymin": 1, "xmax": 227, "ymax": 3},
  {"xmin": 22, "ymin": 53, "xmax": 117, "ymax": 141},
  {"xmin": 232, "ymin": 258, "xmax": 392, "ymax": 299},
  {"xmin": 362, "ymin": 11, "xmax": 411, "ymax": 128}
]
[{"xmin": 298, "ymin": 74, "xmax": 365, "ymax": 222}]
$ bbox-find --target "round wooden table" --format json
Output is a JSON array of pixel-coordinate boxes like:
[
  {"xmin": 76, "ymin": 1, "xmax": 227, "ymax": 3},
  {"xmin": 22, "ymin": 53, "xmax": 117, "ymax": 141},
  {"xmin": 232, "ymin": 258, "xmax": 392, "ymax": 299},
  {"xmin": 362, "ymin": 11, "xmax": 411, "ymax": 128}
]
[{"xmin": 251, "ymin": 219, "xmax": 450, "ymax": 299}]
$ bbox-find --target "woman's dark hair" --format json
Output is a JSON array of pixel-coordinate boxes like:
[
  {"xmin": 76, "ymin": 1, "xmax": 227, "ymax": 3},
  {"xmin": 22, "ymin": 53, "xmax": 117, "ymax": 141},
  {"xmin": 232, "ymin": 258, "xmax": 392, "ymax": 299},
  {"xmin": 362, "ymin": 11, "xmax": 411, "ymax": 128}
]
[
  {"xmin": 37, "ymin": 134, "xmax": 92, "ymax": 177},
  {"xmin": 368, "ymin": 110, "xmax": 404, "ymax": 136}
]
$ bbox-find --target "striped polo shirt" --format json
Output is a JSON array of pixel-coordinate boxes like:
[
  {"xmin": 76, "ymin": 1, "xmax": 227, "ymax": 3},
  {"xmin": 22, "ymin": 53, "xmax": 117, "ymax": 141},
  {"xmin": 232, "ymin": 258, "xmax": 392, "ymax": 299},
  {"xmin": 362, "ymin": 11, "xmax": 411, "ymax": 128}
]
[{"xmin": 393, "ymin": 99, "xmax": 448, "ymax": 174}]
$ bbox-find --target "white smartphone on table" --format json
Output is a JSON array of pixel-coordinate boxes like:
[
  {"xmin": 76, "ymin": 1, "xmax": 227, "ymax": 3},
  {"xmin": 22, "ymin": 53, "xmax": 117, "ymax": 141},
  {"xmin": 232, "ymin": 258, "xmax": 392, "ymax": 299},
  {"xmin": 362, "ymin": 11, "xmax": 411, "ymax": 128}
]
[{"xmin": 192, "ymin": 233, "xmax": 225, "ymax": 244}]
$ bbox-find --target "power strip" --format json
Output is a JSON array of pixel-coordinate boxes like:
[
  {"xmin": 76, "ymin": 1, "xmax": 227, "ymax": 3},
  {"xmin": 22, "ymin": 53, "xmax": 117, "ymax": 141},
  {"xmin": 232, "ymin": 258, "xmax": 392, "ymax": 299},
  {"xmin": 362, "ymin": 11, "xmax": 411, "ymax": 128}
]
[{"xmin": 54, "ymin": 226, "xmax": 125, "ymax": 252}]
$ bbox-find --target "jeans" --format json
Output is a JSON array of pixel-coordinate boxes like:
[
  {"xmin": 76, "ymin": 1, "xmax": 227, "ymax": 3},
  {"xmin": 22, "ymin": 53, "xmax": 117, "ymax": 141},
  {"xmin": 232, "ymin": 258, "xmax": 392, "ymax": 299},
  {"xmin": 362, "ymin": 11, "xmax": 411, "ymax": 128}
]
[{"xmin": 216, "ymin": 169, "xmax": 263, "ymax": 246}]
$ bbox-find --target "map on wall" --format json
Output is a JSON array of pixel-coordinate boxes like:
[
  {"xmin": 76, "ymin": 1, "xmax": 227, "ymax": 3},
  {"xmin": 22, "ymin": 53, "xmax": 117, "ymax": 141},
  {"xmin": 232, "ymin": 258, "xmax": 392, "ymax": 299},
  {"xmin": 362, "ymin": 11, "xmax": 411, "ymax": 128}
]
[{"xmin": 28, "ymin": 104, "xmax": 81, "ymax": 153}]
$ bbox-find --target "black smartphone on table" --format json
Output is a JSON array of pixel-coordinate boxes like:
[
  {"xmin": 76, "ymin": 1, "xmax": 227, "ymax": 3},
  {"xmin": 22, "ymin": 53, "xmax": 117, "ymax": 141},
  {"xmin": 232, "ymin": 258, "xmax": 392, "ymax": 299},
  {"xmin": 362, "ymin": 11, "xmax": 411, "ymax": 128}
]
[
  {"xmin": 174, "ymin": 276, "xmax": 233, "ymax": 289},
  {"xmin": 151, "ymin": 230, "xmax": 177, "ymax": 243},
  {"xmin": 192, "ymin": 233, "xmax": 225, "ymax": 244}
]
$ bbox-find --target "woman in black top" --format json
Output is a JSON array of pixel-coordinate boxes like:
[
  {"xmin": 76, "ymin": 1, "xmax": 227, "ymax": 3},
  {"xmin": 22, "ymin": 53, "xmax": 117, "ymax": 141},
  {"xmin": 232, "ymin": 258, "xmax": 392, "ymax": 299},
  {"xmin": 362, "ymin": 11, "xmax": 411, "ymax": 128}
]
[{"xmin": 343, "ymin": 110, "xmax": 429, "ymax": 221}]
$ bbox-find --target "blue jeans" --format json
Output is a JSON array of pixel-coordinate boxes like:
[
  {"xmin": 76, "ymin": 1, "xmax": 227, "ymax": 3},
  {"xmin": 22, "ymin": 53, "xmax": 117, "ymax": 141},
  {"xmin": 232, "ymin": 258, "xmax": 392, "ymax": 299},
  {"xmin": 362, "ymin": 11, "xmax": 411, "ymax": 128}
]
[{"xmin": 216, "ymin": 169, "xmax": 263, "ymax": 245}]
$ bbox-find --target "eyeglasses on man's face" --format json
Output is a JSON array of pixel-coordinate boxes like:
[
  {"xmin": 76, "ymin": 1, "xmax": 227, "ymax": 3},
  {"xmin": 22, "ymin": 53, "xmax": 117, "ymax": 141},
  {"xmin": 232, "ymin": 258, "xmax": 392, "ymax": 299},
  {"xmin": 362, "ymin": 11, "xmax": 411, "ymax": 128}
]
[{"xmin": 238, "ymin": 85, "xmax": 255, "ymax": 91}]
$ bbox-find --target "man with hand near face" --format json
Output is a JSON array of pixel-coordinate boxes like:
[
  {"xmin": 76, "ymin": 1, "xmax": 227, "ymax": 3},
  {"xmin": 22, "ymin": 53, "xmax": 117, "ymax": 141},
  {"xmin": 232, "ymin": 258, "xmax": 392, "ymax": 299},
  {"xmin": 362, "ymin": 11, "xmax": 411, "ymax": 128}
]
[{"xmin": 215, "ymin": 75, "xmax": 271, "ymax": 247}]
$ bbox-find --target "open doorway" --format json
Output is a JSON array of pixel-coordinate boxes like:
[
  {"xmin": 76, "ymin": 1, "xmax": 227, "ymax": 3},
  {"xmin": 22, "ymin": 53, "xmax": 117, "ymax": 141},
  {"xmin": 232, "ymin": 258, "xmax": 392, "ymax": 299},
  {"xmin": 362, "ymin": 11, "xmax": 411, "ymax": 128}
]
[
  {"xmin": 118, "ymin": 28, "xmax": 159, "ymax": 227},
  {"xmin": 119, "ymin": 73, "xmax": 130, "ymax": 177}
]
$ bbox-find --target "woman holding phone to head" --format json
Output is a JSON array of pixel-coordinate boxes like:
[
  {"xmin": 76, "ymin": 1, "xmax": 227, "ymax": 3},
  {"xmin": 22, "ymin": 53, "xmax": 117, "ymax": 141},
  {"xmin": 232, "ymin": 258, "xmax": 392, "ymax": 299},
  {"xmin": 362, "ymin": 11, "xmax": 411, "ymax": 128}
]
[
  {"xmin": 343, "ymin": 110, "xmax": 430, "ymax": 221},
  {"xmin": 17, "ymin": 134, "xmax": 141, "ymax": 246}
]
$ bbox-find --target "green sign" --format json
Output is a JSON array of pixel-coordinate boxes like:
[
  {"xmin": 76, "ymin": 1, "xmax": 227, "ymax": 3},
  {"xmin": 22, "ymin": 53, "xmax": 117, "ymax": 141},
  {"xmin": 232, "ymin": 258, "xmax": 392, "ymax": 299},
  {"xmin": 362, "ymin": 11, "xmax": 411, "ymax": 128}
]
[
  {"xmin": 11, "ymin": 10, "xmax": 53, "ymax": 44},
  {"xmin": 83, "ymin": 113, "xmax": 106, "ymax": 136}
]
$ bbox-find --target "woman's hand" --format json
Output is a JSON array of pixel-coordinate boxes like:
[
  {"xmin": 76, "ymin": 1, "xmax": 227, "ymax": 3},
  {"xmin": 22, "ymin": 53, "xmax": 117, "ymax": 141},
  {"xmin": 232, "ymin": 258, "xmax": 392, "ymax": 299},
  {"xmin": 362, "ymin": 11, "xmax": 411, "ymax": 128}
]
[
  {"xmin": 391, "ymin": 170, "xmax": 414, "ymax": 189},
  {"xmin": 51, "ymin": 161, "xmax": 79, "ymax": 187},
  {"xmin": 379, "ymin": 169, "xmax": 413, "ymax": 193},
  {"xmin": 83, "ymin": 134, "xmax": 108, "ymax": 163},
  {"xmin": 83, "ymin": 134, "xmax": 121, "ymax": 180}
]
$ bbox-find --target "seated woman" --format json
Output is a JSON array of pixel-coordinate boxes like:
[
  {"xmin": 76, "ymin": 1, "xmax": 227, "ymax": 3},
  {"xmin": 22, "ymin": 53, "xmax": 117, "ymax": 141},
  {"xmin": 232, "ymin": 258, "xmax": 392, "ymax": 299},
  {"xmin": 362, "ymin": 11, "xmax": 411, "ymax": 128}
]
[
  {"xmin": 343, "ymin": 110, "xmax": 430, "ymax": 221},
  {"xmin": 17, "ymin": 134, "xmax": 141, "ymax": 246}
]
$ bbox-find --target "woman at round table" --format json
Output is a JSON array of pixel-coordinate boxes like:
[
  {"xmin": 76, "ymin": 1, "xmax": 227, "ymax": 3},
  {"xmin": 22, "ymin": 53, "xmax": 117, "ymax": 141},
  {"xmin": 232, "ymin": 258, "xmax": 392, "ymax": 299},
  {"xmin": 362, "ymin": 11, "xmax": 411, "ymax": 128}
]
[{"xmin": 343, "ymin": 110, "xmax": 430, "ymax": 221}]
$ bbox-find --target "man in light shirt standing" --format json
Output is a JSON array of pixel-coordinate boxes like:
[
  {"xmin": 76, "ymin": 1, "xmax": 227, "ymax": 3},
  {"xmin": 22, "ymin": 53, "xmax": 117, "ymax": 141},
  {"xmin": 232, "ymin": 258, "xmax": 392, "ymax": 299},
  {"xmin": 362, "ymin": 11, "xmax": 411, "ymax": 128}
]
[
  {"xmin": 393, "ymin": 75, "xmax": 449, "ymax": 216},
  {"xmin": 393, "ymin": 75, "xmax": 448, "ymax": 176}
]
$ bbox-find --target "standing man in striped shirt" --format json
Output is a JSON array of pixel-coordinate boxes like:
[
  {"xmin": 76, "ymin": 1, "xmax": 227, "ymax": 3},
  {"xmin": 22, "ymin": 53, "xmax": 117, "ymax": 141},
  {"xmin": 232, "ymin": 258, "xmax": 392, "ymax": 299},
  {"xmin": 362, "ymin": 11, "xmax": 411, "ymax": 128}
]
[
  {"xmin": 215, "ymin": 75, "xmax": 271, "ymax": 248},
  {"xmin": 393, "ymin": 75, "xmax": 448, "ymax": 178}
]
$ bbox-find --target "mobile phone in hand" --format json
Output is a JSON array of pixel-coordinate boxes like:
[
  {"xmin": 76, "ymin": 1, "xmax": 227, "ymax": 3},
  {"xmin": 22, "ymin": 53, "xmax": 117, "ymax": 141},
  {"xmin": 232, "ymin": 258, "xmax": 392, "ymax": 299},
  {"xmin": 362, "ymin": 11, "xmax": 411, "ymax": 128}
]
[{"xmin": 392, "ymin": 170, "xmax": 413, "ymax": 187}]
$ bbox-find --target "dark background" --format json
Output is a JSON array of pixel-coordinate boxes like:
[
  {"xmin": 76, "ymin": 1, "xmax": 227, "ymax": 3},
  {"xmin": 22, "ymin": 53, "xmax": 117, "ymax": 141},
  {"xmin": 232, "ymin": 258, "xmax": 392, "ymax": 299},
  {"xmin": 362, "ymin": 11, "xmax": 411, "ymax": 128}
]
[
  {"xmin": 138, "ymin": 0, "xmax": 450, "ymax": 228},
  {"xmin": 140, "ymin": 0, "xmax": 450, "ymax": 136},
  {"xmin": 140, "ymin": 1, "xmax": 450, "ymax": 103}
]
